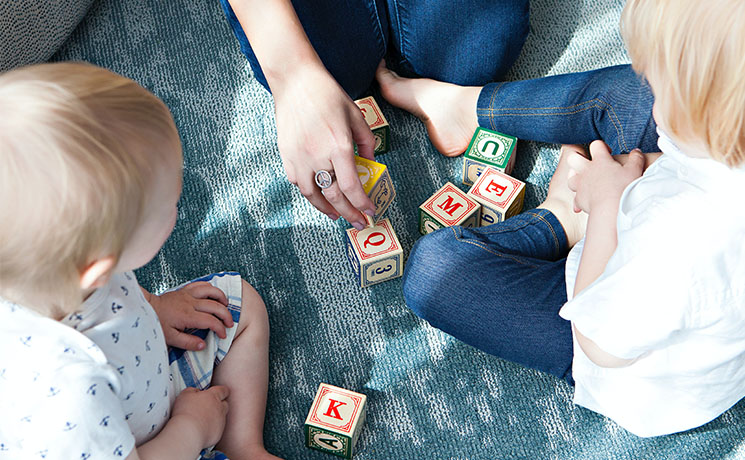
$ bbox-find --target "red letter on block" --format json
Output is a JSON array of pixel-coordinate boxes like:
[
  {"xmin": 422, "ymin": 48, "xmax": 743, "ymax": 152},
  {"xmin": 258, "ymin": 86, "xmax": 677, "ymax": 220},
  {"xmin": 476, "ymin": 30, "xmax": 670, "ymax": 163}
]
[
  {"xmin": 323, "ymin": 399, "xmax": 347, "ymax": 420},
  {"xmin": 437, "ymin": 196, "xmax": 463, "ymax": 216},
  {"xmin": 485, "ymin": 180, "xmax": 506, "ymax": 197}
]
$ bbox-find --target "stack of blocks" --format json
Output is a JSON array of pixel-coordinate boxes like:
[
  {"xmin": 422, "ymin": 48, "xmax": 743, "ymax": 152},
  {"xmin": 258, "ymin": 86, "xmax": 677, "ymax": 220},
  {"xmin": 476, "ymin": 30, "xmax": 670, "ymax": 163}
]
[
  {"xmin": 344, "ymin": 97, "xmax": 403, "ymax": 289},
  {"xmin": 305, "ymin": 383, "xmax": 368, "ymax": 458},
  {"xmin": 418, "ymin": 127, "xmax": 525, "ymax": 235}
]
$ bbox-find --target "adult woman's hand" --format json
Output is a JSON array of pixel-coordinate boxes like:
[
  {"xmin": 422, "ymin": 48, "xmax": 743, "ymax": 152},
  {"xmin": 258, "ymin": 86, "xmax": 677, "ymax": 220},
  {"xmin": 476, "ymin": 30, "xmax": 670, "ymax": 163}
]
[
  {"xmin": 228, "ymin": 0, "xmax": 376, "ymax": 229},
  {"xmin": 273, "ymin": 65, "xmax": 376, "ymax": 229}
]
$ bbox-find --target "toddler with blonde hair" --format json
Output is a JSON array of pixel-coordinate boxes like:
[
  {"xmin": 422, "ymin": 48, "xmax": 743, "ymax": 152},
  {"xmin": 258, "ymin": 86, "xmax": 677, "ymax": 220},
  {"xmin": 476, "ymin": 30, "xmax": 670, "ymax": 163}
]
[
  {"xmin": 392, "ymin": 0, "xmax": 745, "ymax": 436},
  {"xmin": 0, "ymin": 62, "xmax": 281, "ymax": 459}
]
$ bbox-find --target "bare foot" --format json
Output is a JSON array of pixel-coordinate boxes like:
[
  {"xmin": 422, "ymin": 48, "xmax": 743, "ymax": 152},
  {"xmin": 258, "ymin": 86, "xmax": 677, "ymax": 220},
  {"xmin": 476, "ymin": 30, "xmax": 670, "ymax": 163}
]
[
  {"xmin": 375, "ymin": 60, "xmax": 480, "ymax": 157},
  {"xmin": 538, "ymin": 145, "xmax": 589, "ymax": 248}
]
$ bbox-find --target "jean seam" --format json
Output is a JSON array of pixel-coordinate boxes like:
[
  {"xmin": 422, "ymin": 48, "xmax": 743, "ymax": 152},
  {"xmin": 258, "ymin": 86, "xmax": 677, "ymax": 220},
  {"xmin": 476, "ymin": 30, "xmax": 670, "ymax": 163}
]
[
  {"xmin": 531, "ymin": 212, "xmax": 562, "ymax": 259},
  {"xmin": 487, "ymin": 82, "xmax": 507, "ymax": 131},
  {"xmin": 478, "ymin": 98, "xmax": 628, "ymax": 152},
  {"xmin": 370, "ymin": 0, "xmax": 387, "ymax": 58},
  {"xmin": 388, "ymin": 0, "xmax": 408, "ymax": 66},
  {"xmin": 451, "ymin": 215, "xmax": 556, "ymax": 268},
  {"xmin": 473, "ymin": 210, "xmax": 545, "ymax": 236}
]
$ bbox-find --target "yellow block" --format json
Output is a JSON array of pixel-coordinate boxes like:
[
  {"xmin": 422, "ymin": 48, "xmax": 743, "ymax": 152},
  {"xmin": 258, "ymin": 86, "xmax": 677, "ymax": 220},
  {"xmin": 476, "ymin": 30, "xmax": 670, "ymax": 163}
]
[
  {"xmin": 354, "ymin": 156, "xmax": 395, "ymax": 221},
  {"xmin": 355, "ymin": 156, "xmax": 387, "ymax": 194}
]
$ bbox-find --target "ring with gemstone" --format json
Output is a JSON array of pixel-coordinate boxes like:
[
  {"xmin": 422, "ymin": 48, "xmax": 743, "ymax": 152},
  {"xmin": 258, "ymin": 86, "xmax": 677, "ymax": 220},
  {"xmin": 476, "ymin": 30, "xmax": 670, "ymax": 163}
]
[{"xmin": 314, "ymin": 169, "xmax": 335, "ymax": 189}]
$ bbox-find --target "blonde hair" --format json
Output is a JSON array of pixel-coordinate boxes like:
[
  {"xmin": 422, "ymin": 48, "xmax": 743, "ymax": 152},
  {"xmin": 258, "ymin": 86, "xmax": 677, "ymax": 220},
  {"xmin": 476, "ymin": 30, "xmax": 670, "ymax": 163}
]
[
  {"xmin": 0, "ymin": 62, "xmax": 181, "ymax": 318},
  {"xmin": 621, "ymin": 0, "xmax": 745, "ymax": 166}
]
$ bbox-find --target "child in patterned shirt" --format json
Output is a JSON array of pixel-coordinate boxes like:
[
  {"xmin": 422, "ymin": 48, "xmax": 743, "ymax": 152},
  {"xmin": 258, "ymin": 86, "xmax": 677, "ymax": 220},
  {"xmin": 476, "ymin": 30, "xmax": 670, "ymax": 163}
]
[{"xmin": 0, "ymin": 62, "xmax": 282, "ymax": 460}]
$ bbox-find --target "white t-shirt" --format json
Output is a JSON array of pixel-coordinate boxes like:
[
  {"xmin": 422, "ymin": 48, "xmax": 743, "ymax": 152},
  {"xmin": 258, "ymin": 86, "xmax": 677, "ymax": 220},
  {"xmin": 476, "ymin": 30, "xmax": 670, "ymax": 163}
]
[
  {"xmin": 560, "ymin": 131, "xmax": 745, "ymax": 437},
  {"xmin": 0, "ymin": 271, "xmax": 172, "ymax": 459}
]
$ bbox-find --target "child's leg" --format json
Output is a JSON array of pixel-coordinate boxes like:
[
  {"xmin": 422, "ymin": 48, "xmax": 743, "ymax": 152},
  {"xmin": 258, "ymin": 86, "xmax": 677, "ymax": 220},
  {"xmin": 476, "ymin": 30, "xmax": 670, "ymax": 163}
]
[
  {"xmin": 402, "ymin": 150, "xmax": 583, "ymax": 382},
  {"xmin": 376, "ymin": 63, "xmax": 656, "ymax": 157},
  {"xmin": 212, "ymin": 280, "xmax": 281, "ymax": 460}
]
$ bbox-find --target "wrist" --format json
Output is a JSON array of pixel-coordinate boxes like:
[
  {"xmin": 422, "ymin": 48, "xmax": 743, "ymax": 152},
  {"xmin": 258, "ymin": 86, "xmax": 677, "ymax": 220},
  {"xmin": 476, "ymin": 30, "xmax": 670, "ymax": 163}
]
[{"xmin": 267, "ymin": 58, "xmax": 331, "ymax": 96}]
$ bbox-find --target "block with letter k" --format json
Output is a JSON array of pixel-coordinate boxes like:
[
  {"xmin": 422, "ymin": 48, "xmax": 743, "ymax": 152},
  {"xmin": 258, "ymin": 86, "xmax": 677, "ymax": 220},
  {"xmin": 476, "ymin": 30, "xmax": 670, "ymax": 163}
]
[{"xmin": 305, "ymin": 383, "xmax": 368, "ymax": 458}]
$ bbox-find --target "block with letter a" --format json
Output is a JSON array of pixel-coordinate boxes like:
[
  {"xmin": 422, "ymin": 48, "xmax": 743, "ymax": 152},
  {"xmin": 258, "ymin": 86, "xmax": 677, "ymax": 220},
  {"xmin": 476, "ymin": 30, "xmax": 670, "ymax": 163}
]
[
  {"xmin": 354, "ymin": 96, "xmax": 390, "ymax": 154},
  {"xmin": 345, "ymin": 218, "xmax": 403, "ymax": 288},
  {"xmin": 418, "ymin": 182, "xmax": 481, "ymax": 235},
  {"xmin": 467, "ymin": 167, "xmax": 525, "ymax": 226},
  {"xmin": 305, "ymin": 383, "xmax": 368, "ymax": 459},
  {"xmin": 355, "ymin": 156, "xmax": 396, "ymax": 223},
  {"xmin": 462, "ymin": 127, "xmax": 517, "ymax": 186}
]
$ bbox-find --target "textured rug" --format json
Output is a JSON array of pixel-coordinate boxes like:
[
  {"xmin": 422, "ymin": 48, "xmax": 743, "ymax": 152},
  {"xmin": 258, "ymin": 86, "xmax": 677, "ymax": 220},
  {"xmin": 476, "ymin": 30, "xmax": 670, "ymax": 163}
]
[{"xmin": 29, "ymin": 0, "xmax": 745, "ymax": 458}]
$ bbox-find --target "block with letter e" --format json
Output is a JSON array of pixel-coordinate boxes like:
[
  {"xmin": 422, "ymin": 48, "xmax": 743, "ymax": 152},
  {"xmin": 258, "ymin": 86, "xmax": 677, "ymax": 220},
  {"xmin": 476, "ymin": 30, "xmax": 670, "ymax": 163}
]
[
  {"xmin": 355, "ymin": 156, "xmax": 396, "ymax": 222},
  {"xmin": 467, "ymin": 167, "xmax": 525, "ymax": 226},
  {"xmin": 462, "ymin": 127, "xmax": 517, "ymax": 186},
  {"xmin": 305, "ymin": 383, "xmax": 368, "ymax": 459},
  {"xmin": 418, "ymin": 182, "xmax": 481, "ymax": 235},
  {"xmin": 345, "ymin": 218, "xmax": 403, "ymax": 288},
  {"xmin": 355, "ymin": 96, "xmax": 390, "ymax": 154}
]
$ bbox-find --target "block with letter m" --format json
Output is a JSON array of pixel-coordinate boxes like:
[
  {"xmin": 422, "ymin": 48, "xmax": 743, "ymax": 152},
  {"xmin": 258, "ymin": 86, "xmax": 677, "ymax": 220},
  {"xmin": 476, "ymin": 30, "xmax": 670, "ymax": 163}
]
[{"xmin": 418, "ymin": 182, "xmax": 481, "ymax": 235}]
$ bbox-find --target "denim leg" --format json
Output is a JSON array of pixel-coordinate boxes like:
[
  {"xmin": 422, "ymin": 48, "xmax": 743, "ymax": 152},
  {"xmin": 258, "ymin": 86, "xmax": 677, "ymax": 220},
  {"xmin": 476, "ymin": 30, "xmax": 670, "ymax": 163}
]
[
  {"xmin": 477, "ymin": 64, "xmax": 658, "ymax": 155},
  {"xmin": 386, "ymin": 0, "xmax": 530, "ymax": 85},
  {"xmin": 219, "ymin": 0, "xmax": 389, "ymax": 99},
  {"xmin": 402, "ymin": 209, "xmax": 573, "ymax": 383}
]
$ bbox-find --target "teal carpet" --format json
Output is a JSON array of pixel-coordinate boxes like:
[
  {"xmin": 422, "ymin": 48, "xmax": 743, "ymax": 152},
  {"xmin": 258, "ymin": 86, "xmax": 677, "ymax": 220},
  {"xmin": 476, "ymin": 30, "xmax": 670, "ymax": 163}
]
[{"xmin": 34, "ymin": 0, "xmax": 745, "ymax": 458}]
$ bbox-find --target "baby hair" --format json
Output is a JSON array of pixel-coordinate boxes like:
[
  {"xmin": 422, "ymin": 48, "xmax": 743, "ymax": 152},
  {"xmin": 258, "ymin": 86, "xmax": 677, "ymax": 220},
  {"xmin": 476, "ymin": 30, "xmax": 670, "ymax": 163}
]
[
  {"xmin": 621, "ymin": 0, "xmax": 745, "ymax": 166},
  {"xmin": 0, "ymin": 62, "xmax": 181, "ymax": 318}
]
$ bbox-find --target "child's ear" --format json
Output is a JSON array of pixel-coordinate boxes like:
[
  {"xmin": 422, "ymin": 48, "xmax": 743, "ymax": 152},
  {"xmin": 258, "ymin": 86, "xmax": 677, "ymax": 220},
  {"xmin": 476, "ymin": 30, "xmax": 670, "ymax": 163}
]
[{"xmin": 79, "ymin": 256, "xmax": 117, "ymax": 290}]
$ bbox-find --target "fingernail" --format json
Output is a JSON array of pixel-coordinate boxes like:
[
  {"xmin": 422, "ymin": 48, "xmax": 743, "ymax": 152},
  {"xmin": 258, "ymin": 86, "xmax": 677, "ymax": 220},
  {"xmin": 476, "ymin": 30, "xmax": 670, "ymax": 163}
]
[
  {"xmin": 352, "ymin": 222, "xmax": 365, "ymax": 231},
  {"xmin": 197, "ymin": 342, "xmax": 205, "ymax": 350},
  {"xmin": 327, "ymin": 213, "xmax": 339, "ymax": 220},
  {"xmin": 631, "ymin": 148, "xmax": 642, "ymax": 153},
  {"xmin": 364, "ymin": 209, "xmax": 376, "ymax": 217}
]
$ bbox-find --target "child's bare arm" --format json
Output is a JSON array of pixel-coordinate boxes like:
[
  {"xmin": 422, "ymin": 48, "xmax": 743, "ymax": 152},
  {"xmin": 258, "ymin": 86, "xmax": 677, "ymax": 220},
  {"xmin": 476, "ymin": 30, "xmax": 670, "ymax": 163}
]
[
  {"xmin": 141, "ymin": 283, "xmax": 234, "ymax": 351},
  {"xmin": 567, "ymin": 141, "xmax": 645, "ymax": 367},
  {"xmin": 126, "ymin": 385, "xmax": 230, "ymax": 460}
]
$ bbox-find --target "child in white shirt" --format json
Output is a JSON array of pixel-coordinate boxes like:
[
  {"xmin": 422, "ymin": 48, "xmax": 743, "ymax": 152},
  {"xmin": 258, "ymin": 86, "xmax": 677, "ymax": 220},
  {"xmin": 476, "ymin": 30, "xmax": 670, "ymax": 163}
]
[
  {"xmin": 0, "ymin": 63, "xmax": 281, "ymax": 459},
  {"xmin": 395, "ymin": 0, "xmax": 745, "ymax": 437},
  {"xmin": 559, "ymin": 0, "xmax": 745, "ymax": 436}
]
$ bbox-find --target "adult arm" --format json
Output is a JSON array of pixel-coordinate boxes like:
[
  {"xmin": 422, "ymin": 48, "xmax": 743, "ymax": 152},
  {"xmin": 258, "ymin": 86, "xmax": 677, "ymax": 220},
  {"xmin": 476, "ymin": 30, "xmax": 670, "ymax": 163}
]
[{"xmin": 227, "ymin": 0, "xmax": 376, "ymax": 230}]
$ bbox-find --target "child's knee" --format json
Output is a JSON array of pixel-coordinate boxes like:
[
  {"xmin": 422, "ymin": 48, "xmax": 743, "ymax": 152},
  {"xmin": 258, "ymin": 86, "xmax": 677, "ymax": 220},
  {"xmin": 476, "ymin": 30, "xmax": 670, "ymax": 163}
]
[
  {"xmin": 402, "ymin": 229, "xmax": 463, "ymax": 324},
  {"xmin": 238, "ymin": 278, "xmax": 270, "ymax": 340}
]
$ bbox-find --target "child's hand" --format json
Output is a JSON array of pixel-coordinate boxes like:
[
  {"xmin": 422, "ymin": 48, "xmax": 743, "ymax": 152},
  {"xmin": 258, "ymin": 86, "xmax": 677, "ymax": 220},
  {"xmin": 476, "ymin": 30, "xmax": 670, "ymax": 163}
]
[
  {"xmin": 147, "ymin": 282, "xmax": 234, "ymax": 350},
  {"xmin": 567, "ymin": 140, "xmax": 645, "ymax": 214},
  {"xmin": 171, "ymin": 386, "xmax": 230, "ymax": 449}
]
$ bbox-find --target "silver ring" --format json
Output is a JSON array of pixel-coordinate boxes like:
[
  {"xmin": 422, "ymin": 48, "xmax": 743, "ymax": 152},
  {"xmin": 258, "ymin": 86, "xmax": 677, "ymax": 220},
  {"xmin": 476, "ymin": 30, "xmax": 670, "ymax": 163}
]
[{"xmin": 314, "ymin": 169, "xmax": 335, "ymax": 189}]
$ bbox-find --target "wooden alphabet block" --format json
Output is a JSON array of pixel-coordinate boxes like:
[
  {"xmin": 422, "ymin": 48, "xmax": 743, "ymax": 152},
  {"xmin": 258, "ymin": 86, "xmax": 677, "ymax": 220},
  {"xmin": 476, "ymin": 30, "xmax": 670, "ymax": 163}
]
[
  {"xmin": 467, "ymin": 167, "xmax": 525, "ymax": 226},
  {"xmin": 355, "ymin": 156, "xmax": 395, "ymax": 222},
  {"xmin": 305, "ymin": 383, "xmax": 367, "ymax": 459},
  {"xmin": 355, "ymin": 96, "xmax": 390, "ymax": 154},
  {"xmin": 345, "ymin": 218, "xmax": 403, "ymax": 287},
  {"xmin": 418, "ymin": 182, "xmax": 481, "ymax": 235},
  {"xmin": 462, "ymin": 127, "xmax": 517, "ymax": 186}
]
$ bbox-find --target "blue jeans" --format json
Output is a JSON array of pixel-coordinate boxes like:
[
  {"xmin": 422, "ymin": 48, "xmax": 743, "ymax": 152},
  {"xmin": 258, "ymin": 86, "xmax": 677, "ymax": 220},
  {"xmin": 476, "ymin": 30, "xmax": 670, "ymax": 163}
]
[
  {"xmin": 402, "ymin": 209, "xmax": 574, "ymax": 384},
  {"xmin": 219, "ymin": 0, "xmax": 530, "ymax": 98},
  {"xmin": 477, "ymin": 64, "xmax": 658, "ymax": 154}
]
